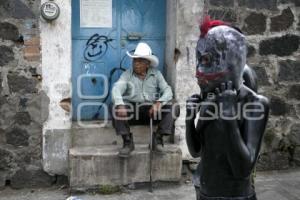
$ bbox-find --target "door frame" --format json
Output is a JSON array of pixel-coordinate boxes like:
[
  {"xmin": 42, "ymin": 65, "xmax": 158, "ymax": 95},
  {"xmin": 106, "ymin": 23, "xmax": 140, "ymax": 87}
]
[
  {"xmin": 42, "ymin": 0, "xmax": 178, "ymax": 175},
  {"xmin": 71, "ymin": 0, "xmax": 178, "ymax": 121}
]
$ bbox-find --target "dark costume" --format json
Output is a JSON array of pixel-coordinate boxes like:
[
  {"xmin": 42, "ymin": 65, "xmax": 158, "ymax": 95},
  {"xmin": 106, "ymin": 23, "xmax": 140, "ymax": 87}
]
[{"xmin": 185, "ymin": 18, "xmax": 269, "ymax": 200}]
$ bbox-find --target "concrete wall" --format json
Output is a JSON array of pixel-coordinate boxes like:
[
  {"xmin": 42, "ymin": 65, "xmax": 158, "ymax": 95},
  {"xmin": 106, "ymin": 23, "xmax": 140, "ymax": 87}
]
[
  {"xmin": 165, "ymin": 0, "xmax": 177, "ymax": 89},
  {"xmin": 173, "ymin": 0, "xmax": 205, "ymax": 159},
  {"xmin": 41, "ymin": 0, "xmax": 72, "ymax": 176}
]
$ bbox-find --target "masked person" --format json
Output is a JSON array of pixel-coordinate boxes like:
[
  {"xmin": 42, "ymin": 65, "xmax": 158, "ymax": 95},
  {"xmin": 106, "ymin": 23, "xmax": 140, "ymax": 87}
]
[
  {"xmin": 186, "ymin": 17, "xmax": 269, "ymax": 200},
  {"xmin": 111, "ymin": 42, "xmax": 179, "ymax": 158}
]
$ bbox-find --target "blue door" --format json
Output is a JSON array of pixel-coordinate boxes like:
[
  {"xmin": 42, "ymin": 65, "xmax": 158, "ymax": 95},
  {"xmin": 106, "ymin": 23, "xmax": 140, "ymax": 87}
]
[{"xmin": 72, "ymin": 0, "xmax": 166, "ymax": 120}]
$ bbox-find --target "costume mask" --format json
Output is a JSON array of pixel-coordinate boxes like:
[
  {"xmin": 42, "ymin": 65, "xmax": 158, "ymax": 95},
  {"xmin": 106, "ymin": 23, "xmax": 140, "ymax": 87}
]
[{"xmin": 196, "ymin": 23, "xmax": 247, "ymax": 93}]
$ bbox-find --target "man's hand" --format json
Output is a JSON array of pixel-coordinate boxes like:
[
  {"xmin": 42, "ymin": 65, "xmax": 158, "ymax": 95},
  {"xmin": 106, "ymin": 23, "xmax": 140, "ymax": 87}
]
[
  {"xmin": 149, "ymin": 101, "xmax": 162, "ymax": 118},
  {"xmin": 215, "ymin": 81, "xmax": 237, "ymax": 118},
  {"xmin": 199, "ymin": 93, "xmax": 218, "ymax": 119},
  {"xmin": 116, "ymin": 105, "xmax": 127, "ymax": 118},
  {"xmin": 186, "ymin": 94, "xmax": 202, "ymax": 120}
]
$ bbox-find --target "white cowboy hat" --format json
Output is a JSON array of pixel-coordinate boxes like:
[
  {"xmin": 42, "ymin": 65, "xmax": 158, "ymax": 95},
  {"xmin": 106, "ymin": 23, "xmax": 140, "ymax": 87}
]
[{"xmin": 126, "ymin": 42, "xmax": 159, "ymax": 67}]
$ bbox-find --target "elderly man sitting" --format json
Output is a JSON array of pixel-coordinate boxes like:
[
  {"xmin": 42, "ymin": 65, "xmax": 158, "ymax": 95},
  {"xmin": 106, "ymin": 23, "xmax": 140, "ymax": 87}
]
[{"xmin": 111, "ymin": 42, "xmax": 179, "ymax": 158}]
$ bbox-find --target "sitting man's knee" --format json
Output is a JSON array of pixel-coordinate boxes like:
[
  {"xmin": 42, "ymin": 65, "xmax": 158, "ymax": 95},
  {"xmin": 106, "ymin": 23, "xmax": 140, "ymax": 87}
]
[
  {"xmin": 173, "ymin": 102, "xmax": 180, "ymax": 118},
  {"xmin": 164, "ymin": 101, "xmax": 180, "ymax": 118}
]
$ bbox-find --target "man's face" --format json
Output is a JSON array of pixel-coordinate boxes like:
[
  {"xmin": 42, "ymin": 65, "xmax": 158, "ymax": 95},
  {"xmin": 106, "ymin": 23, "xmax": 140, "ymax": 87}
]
[{"xmin": 133, "ymin": 58, "xmax": 150, "ymax": 75}]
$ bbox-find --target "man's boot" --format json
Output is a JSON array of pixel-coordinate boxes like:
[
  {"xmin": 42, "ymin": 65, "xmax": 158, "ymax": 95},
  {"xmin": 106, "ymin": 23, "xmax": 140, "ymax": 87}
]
[
  {"xmin": 119, "ymin": 133, "xmax": 135, "ymax": 158},
  {"xmin": 153, "ymin": 132, "xmax": 164, "ymax": 153}
]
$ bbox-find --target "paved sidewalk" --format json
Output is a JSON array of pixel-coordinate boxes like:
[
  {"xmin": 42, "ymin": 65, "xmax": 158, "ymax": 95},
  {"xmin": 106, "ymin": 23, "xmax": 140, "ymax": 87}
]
[{"xmin": 0, "ymin": 170, "xmax": 299, "ymax": 200}]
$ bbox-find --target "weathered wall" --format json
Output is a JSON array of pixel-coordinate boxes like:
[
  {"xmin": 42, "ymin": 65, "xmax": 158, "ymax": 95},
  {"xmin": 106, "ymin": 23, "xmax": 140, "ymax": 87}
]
[
  {"xmin": 174, "ymin": 0, "xmax": 204, "ymax": 159},
  {"xmin": 174, "ymin": 0, "xmax": 300, "ymax": 170},
  {"xmin": 41, "ymin": 0, "xmax": 72, "ymax": 176},
  {"xmin": 0, "ymin": 0, "xmax": 57, "ymax": 189}
]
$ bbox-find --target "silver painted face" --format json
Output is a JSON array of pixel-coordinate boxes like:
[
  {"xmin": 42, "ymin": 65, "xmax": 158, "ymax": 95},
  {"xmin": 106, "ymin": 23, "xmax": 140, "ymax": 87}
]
[{"xmin": 196, "ymin": 26, "xmax": 247, "ymax": 92}]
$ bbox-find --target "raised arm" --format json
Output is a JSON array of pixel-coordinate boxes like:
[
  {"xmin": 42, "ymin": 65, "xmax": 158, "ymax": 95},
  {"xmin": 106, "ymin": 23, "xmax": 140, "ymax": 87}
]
[{"xmin": 217, "ymin": 83, "xmax": 269, "ymax": 178}]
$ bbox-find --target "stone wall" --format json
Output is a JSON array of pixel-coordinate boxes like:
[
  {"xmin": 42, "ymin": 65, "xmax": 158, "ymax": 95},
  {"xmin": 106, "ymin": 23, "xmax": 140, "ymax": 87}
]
[
  {"xmin": 0, "ymin": 0, "xmax": 56, "ymax": 189},
  {"xmin": 178, "ymin": 0, "xmax": 300, "ymax": 170}
]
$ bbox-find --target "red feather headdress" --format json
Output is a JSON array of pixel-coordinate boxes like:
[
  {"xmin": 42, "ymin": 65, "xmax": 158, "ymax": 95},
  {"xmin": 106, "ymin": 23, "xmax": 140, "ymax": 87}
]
[{"xmin": 200, "ymin": 16, "xmax": 229, "ymax": 38}]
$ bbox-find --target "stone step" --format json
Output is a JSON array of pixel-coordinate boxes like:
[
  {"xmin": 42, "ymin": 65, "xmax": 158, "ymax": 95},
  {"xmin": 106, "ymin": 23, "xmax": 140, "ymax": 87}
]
[
  {"xmin": 72, "ymin": 121, "xmax": 151, "ymax": 147},
  {"xmin": 71, "ymin": 121, "xmax": 171, "ymax": 147},
  {"xmin": 69, "ymin": 144, "xmax": 182, "ymax": 190}
]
